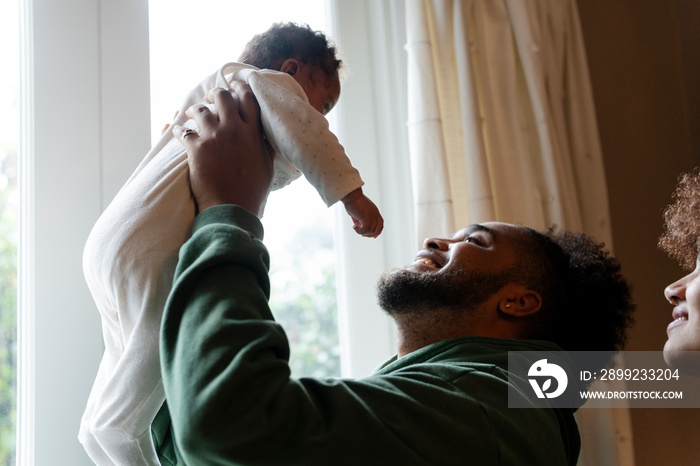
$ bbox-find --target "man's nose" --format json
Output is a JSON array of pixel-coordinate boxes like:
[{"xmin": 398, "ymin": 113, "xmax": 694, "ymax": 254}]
[{"xmin": 423, "ymin": 237, "xmax": 449, "ymax": 251}]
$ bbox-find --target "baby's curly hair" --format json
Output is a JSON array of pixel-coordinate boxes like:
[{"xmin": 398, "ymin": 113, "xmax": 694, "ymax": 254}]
[
  {"xmin": 658, "ymin": 168, "xmax": 700, "ymax": 271},
  {"xmin": 238, "ymin": 22, "xmax": 342, "ymax": 76},
  {"xmin": 518, "ymin": 226, "xmax": 635, "ymax": 369}
]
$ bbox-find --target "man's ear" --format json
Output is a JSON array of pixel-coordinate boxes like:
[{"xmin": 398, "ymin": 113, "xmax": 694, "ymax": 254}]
[
  {"xmin": 280, "ymin": 59, "xmax": 300, "ymax": 76},
  {"xmin": 498, "ymin": 287, "xmax": 542, "ymax": 318}
]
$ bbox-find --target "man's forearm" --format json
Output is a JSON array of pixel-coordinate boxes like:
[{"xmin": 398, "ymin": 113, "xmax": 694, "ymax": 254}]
[{"xmin": 160, "ymin": 205, "xmax": 290, "ymax": 463}]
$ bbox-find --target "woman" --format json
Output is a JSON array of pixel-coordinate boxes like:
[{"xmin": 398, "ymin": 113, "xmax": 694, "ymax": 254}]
[{"xmin": 660, "ymin": 168, "xmax": 700, "ymax": 373}]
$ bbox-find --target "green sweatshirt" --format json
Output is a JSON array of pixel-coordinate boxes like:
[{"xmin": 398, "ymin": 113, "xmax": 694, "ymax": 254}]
[{"xmin": 154, "ymin": 205, "xmax": 580, "ymax": 465}]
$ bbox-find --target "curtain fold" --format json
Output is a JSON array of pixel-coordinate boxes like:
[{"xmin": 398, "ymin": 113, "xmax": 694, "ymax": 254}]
[
  {"xmin": 405, "ymin": 3, "xmax": 457, "ymax": 238},
  {"xmin": 405, "ymin": 0, "xmax": 632, "ymax": 464},
  {"xmin": 406, "ymin": 0, "xmax": 612, "ymax": 246}
]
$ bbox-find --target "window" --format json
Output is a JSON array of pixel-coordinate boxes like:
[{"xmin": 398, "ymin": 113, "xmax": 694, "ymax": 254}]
[
  {"xmin": 23, "ymin": 2, "xmax": 409, "ymax": 463},
  {"xmin": 149, "ymin": 0, "xmax": 340, "ymax": 377},
  {"xmin": 0, "ymin": 0, "xmax": 19, "ymax": 463}
]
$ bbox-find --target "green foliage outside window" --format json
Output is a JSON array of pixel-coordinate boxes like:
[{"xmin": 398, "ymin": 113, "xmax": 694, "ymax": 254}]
[
  {"xmin": 0, "ymin": 0, "xmax": 18, "ymax": 459},
  {"xmin": 0, "ymin": 140, "xmax": 17, "ymax": 465},
  {"xmin": 267, "ymin": 222, "xmax": 341, "ymax": 378}
]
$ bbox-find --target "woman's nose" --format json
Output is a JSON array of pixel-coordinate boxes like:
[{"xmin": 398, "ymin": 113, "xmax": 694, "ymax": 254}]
[
  {"xmin": 665, "ymin": 276, "xmax": 686, "ymax": 305},
  {"xmin": 423, "ymin": 237, "xmax": 449, "ymax": 251}
]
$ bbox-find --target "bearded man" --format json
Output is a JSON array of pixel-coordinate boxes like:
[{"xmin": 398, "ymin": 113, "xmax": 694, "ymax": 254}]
[{"xmin": 151, "ymin": 85, "xmax": 635, "ymax": 466}]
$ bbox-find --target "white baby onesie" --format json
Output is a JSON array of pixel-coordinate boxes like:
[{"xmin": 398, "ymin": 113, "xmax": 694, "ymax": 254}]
[{"xmin": 79, "ymin": 62, "xmax": 363, "ymax": 465}]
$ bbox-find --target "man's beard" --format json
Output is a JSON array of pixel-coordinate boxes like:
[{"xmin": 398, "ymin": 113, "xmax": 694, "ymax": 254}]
[{"xmin": 376, "ymin": 266, "xmax": 514, "ymax": 318}]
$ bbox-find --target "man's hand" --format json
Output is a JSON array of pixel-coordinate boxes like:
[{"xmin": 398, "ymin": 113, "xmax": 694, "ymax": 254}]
[{"xmin": 171, "ymin": 83, "xmax": 274, "ymax": 215}]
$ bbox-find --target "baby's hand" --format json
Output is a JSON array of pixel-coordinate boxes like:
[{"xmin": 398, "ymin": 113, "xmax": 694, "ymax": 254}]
[{"xmin": 341, "ymin": 188, "xmax": 384, "ymax": 238}]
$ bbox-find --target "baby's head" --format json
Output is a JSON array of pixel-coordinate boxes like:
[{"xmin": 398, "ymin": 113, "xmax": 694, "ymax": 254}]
[{"xmin": 239, "ymin": 22, "xmax": 343, "ymax": 115}]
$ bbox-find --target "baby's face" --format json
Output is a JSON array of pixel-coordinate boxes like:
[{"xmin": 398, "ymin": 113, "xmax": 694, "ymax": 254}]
[{"xmin": 294, "ymin": 66, "xmax": 341, "ymax": 116}]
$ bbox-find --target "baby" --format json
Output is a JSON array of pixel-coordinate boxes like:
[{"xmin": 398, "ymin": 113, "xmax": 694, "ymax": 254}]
[{"xmin": 79, "ymin": 22, "xmax": 383, "ymax": 465}]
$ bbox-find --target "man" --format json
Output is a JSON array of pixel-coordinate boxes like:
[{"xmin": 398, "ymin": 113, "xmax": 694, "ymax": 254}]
[{"xmin": 153, "ymin": 83, "xmax": 635, "ymax": 465}]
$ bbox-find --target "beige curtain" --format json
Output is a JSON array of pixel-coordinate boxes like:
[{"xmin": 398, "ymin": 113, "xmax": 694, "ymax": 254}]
[
  {"xmin": 406, "ymin": 0, "xmax": 612, "ymax": 246},
  {"xmin": 405, "ymin": 0, "xmax": 632, "ymax": 464}
]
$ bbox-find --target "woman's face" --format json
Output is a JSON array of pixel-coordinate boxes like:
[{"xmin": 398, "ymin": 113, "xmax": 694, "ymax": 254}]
[{"xmin": 663, "ymin": 258, "xmax": 700, "ymax": 372}]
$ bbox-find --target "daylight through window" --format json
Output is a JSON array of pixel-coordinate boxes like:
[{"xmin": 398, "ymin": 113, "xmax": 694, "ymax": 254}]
[
  {"xmin": 148, "ymin": 0, "xmax": 341, "ymax": 377},
  {"xmin": 0, "ymin": 0, "xmax": 20, "ymax": 463}
]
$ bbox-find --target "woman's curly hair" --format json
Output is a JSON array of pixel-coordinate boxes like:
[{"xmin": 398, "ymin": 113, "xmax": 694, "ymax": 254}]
[
  {"xmin": 659, "ymin": 168, "xmax": 700, "ymax": 271},
  {"xmin": 518, "ymin": 226, "xmax": 636, "ymax": 369},
  {"xmin": 238, "ymin": 22, "xmax": 342, "ymax": 76}
]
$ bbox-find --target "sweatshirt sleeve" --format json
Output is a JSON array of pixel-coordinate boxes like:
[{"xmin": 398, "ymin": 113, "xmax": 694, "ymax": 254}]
[{"xmin": 160, "ymin": 206, "xmax": 429, "ymax": 465}]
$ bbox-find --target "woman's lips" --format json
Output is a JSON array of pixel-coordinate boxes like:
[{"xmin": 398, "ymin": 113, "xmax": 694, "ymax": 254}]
[{"xmin": 667, "ymin": 315, "xmax": 688, "ymax": 333}]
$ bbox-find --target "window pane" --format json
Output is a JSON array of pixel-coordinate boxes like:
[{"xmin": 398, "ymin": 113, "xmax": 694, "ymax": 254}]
[
  {"xmin": 264, "ymin": 180, "xmax": 339, "ymax": 377},
  {"xmin": 148, "ymin": 0, "xmax": 340, "ymax": 377},
  {"xmin": 0, "ymin": 0, "xmax": 19, "ymax": 463}
]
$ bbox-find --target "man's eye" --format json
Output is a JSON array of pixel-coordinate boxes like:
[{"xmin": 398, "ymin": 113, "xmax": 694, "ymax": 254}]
[{"xmin": 465, "ymin": 236, "xmax": 483, "ymax": 245}]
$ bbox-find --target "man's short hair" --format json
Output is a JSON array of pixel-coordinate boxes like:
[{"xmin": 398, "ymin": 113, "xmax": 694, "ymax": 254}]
[
  {"xmin": 238, "ymin": 22, "xmax": 342, "ymax": 76},
  {"xmin": 659, "ymin": 168, "xmax": 700, "ymax": 270},
  {"xmin": 517, "ymin": 226, "xmax": 635, "ymax": 366}
]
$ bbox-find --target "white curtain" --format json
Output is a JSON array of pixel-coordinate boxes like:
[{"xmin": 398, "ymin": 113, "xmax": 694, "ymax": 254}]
[{"xmin": 405, "ymin": 0, "xmax": 632, "ymax": 464}]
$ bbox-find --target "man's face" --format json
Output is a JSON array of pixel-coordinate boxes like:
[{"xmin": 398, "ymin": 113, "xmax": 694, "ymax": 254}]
[{"xmin": 377, "ymin": 222, "xmax": 528, "ymax": 317}]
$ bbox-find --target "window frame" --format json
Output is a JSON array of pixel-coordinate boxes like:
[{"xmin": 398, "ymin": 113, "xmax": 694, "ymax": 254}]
[
  {"xmin": 327, "ymin": 0, "xmax": 413, "ymax": 377},
  {"xmin": 20, "ymin": 0, "xmax": 151, "ymax": 464}
]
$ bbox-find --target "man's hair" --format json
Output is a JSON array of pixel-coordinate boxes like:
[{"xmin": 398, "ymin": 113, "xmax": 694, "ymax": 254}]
[
  {"xmin": 516, "ymin": 226, "xmax": 635, "ymax": 361},
  {"xmin": 238, "ymin": 22, "xmax": 342, "ymax": 76},
  {"xmin": 659, "ymin": 168, "xmax": 700, "ymax": 271}
]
